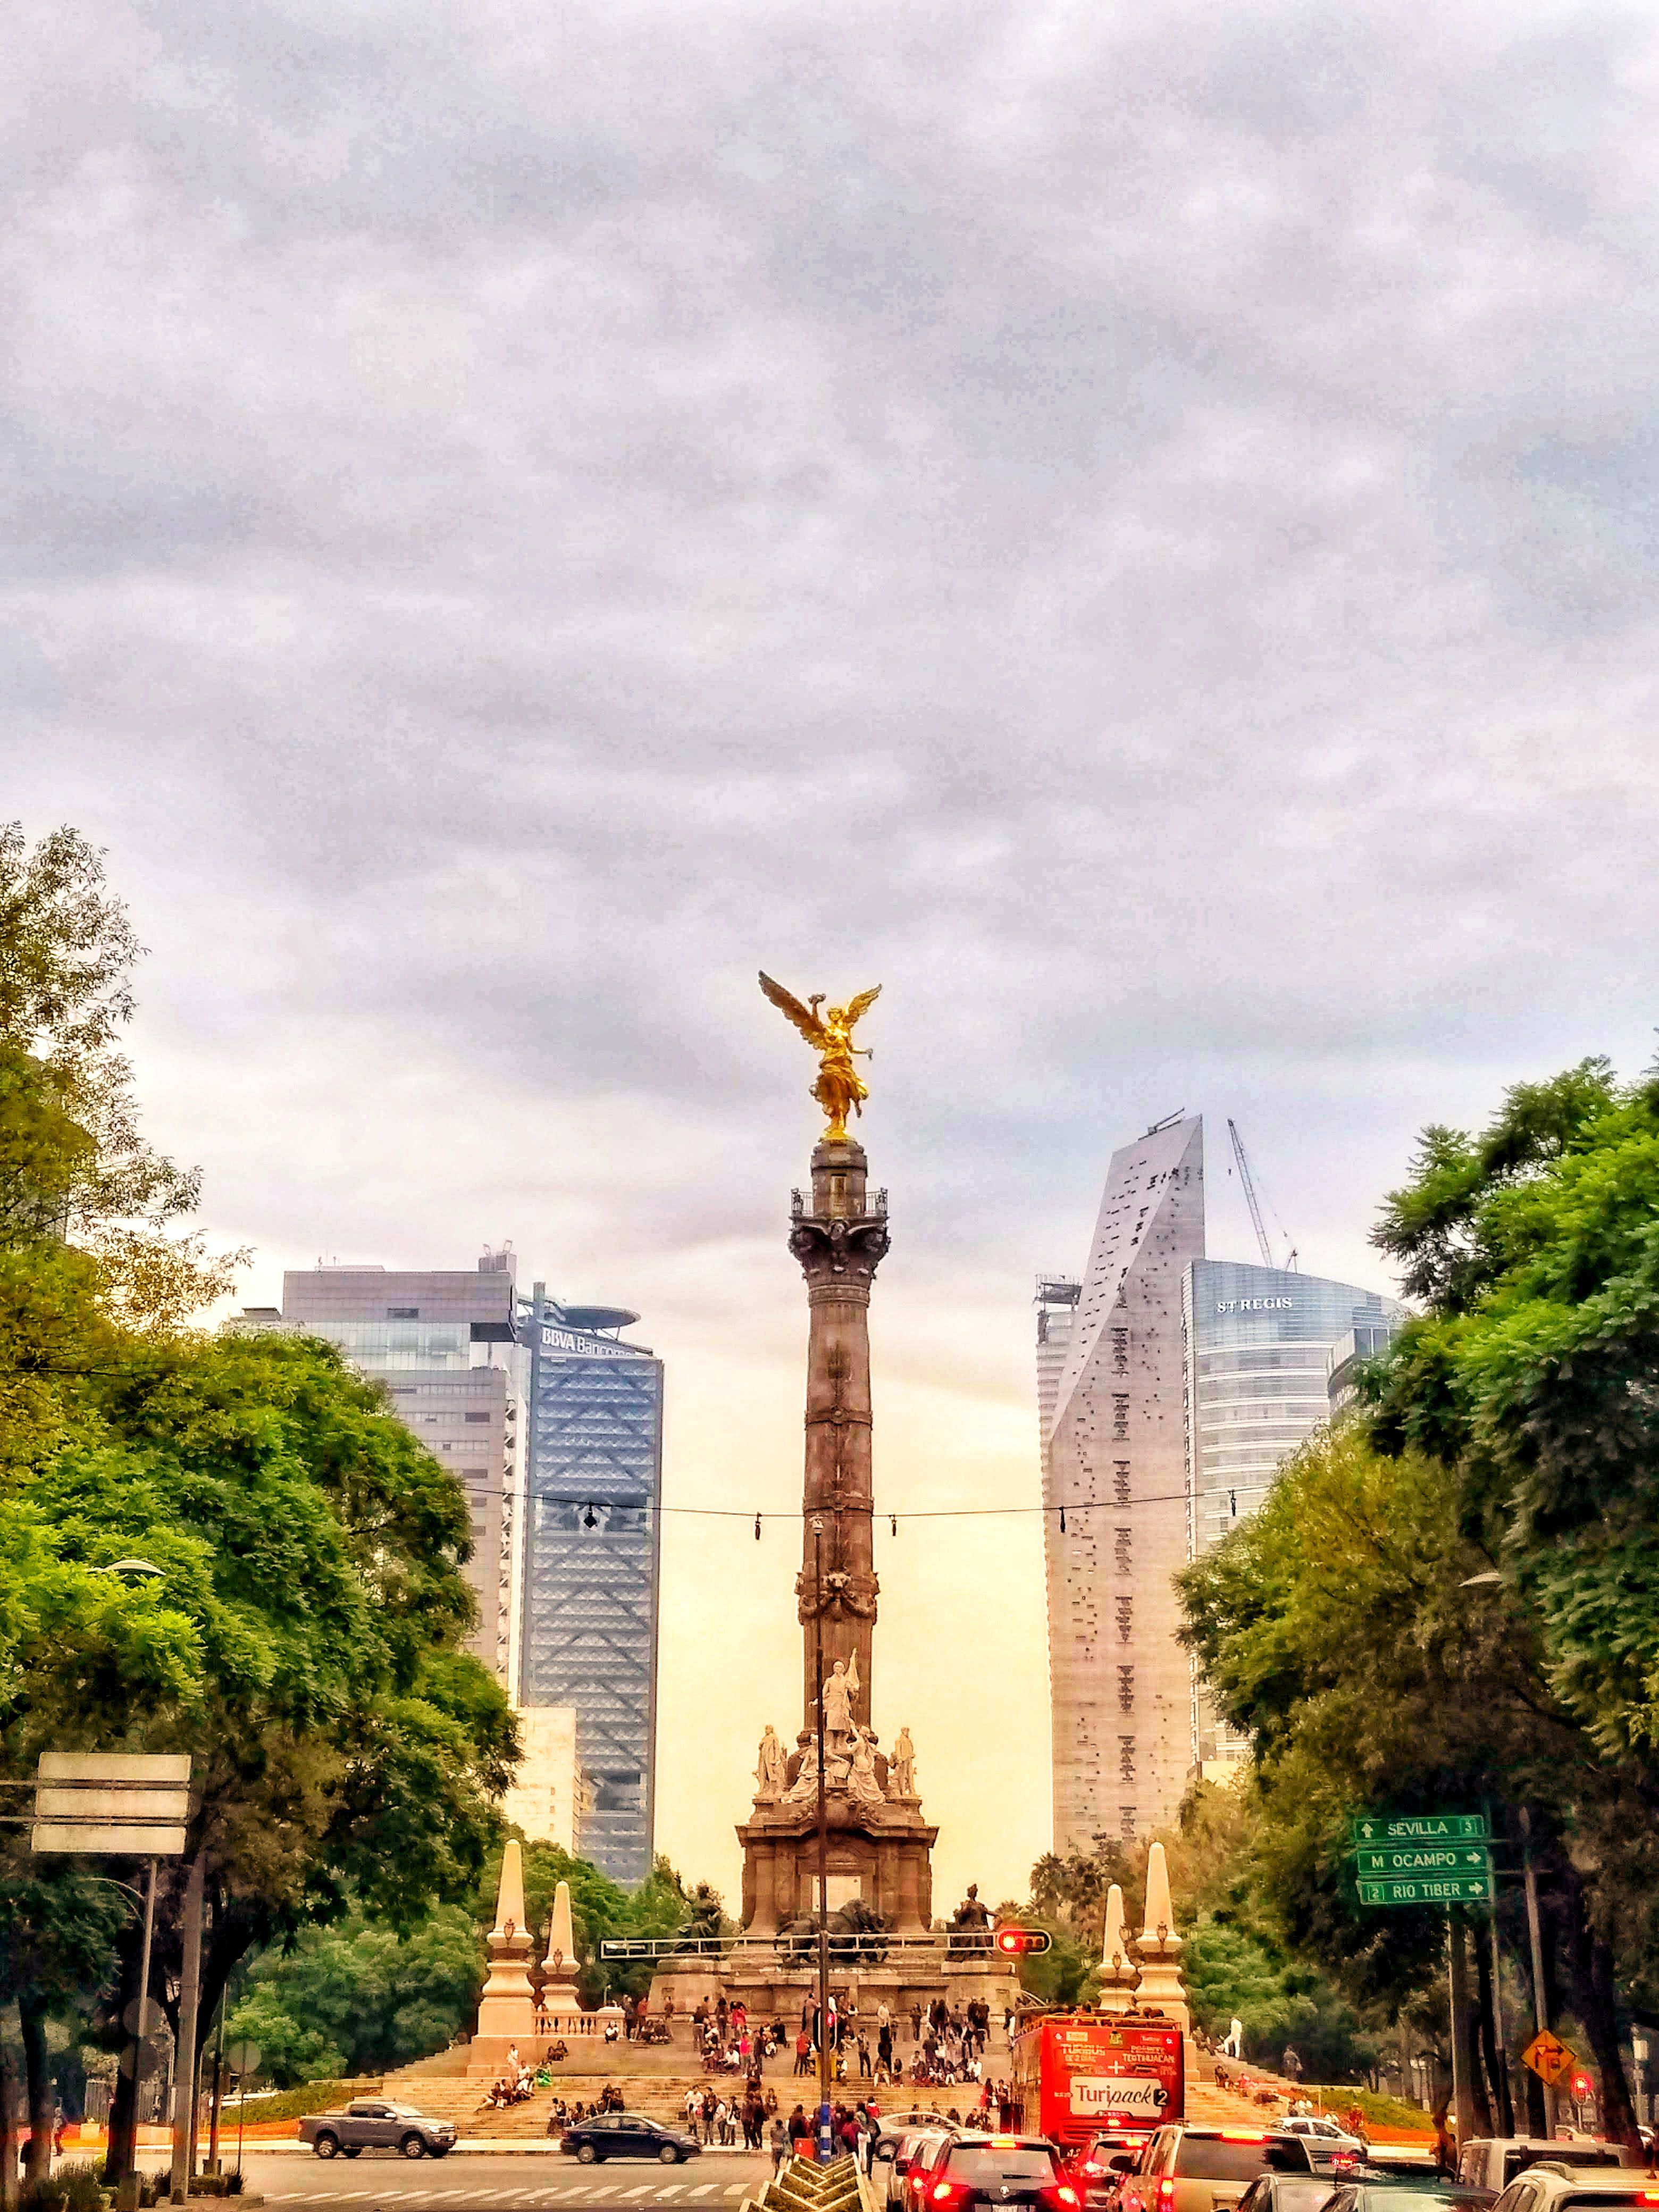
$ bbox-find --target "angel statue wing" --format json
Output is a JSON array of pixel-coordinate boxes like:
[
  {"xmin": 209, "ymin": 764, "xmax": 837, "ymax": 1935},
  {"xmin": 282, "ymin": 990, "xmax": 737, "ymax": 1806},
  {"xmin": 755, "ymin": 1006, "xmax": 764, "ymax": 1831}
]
[
  {"xmin": 841, "ymin": 985, "xmax": 882, "ymax": 1030},
  {"xmin": 758, "ymin": 970, "xmax": 828, "ymax": 1046}
]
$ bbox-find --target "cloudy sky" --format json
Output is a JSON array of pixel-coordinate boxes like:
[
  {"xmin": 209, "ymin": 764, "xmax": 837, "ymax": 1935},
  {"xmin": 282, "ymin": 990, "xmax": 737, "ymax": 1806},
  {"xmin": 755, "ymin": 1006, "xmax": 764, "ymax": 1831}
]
[{"xmin": 10, "ymin": 0, "xmax": 1659, "ymax": 1907}]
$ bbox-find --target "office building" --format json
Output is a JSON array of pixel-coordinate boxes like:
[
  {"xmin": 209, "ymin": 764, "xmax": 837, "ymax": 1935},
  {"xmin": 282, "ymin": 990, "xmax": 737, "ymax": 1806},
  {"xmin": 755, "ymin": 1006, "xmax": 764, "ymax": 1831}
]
[
  {"xmin": 1327, "ymin": 1321, "xmax": 1402, "ymax": 1416},
  {"xmin": 1041, "ymin": 1117, "xmax": 1206, "ymax": 1849},
  {"xmin": 279, "ymin": 1255, "xmax": 526, "ymax": 1684},
  {"xmin": 519, "ymin": 1286, "xmax": 663, "ymax": 1887},
  {"xmin": 1183, "ymin": 1261, "xmax": 1405, "ymax": 1770},
  {"xmin": 1039, "ymin": 1118, "xmax": 1406, "ymax": 1841},
  {"xmin": 501, "ymin": 1706, "xmax": 581, "ymax": 1853}
]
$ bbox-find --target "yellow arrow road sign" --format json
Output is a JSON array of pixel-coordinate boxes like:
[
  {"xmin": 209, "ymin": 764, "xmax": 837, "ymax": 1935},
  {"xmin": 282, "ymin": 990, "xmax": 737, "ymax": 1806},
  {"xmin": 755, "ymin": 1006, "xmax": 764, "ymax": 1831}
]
[{"xmin": 1523, "ymin": 2030, "xmax": 1578, "ymax": 2087}]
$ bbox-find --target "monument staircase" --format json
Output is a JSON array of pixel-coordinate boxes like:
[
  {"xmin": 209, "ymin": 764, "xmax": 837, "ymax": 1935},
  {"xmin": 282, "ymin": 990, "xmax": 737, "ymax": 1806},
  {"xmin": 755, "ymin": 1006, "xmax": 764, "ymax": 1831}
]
[{"xmin": 377, "ymin": 2062, "xmax": 720, "ymax": 2138}]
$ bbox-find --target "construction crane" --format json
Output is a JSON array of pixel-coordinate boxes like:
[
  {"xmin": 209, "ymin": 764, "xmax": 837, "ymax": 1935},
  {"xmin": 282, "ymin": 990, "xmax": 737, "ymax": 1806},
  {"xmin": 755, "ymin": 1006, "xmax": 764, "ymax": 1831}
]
[{"xmin": 1227, "ymin": 1118, "xmax": 1292, "ymax": 1271}]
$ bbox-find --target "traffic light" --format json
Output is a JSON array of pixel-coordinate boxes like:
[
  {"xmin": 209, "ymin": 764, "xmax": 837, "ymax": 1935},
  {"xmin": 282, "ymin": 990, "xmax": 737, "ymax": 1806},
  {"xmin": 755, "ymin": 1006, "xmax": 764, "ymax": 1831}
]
[
  {"xmin": 995, "ymin": 1925, "xmax": 1053, "ymax": 1957},
  {"xmin": 1571, "ymin": 2073, "xmax": 1594, "ymax": 2102}
]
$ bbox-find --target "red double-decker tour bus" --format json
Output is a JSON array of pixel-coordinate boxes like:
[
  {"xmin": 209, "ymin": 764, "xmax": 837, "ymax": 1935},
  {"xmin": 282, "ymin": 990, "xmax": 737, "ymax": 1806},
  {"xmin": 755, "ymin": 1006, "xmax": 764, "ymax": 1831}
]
[{"xmin": 1012, "ymin": 2015, "xmax": 1185, "ymax": 2148}]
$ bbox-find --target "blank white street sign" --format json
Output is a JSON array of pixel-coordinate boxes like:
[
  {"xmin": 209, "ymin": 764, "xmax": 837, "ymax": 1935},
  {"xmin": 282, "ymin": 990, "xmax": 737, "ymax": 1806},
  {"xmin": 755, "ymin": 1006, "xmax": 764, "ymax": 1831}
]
[{"xmin": 32, "ymin": 1753, "xmax": 191, "ymax": 1855}]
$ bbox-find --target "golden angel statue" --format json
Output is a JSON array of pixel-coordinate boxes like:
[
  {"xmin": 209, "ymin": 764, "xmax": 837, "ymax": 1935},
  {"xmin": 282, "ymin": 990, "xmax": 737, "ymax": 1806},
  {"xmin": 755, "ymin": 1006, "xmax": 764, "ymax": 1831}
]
[{"xmin": 758, "ymin": 973, "xmax": 881, "ymax": 1140}]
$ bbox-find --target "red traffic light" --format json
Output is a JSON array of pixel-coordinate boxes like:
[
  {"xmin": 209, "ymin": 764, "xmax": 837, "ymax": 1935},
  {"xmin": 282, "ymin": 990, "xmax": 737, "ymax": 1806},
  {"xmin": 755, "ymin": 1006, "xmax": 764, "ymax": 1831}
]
[
  {"xmin": 1570, "ymin": 2074, "xmax": 1594, "ymax": 2101},
  {"xmin": 995, "ymin": 1925, "xmax": 1053, "ymax": 1956}
]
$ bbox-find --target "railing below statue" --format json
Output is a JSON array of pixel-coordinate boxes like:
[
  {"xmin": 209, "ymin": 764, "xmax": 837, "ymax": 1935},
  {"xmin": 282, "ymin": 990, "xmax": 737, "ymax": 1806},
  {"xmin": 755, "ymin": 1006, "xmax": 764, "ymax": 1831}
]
[{"xmin": 789, "ymin": 1187, "xmax": 888, "ymax": 1220}]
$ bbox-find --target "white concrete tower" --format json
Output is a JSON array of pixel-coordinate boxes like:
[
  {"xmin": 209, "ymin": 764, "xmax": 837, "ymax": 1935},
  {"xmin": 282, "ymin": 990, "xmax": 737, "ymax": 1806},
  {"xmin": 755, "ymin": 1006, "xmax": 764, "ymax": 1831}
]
[{"xmin": 1041, "ymin": 1118, "xmax": 1205, "ymax": 1846}]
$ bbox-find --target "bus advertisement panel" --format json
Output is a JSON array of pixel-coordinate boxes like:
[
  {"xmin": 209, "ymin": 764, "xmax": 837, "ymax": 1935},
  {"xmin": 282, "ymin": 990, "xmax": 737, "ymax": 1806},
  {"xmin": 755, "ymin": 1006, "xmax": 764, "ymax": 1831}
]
[{"xmin": 1013, "ymin": 2017, "xmax": 1185, "ymax": 2145}]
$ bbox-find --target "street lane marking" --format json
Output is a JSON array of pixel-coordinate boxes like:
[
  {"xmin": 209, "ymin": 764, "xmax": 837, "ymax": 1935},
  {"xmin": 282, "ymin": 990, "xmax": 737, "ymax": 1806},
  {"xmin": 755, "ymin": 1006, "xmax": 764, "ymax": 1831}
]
[
  {"xmin": 725, "ymin": 2189, "xmax": 748, "ymax": 2198},
  {"xmin": 620, "ymin": 2188, "xmax": 658, "ymax": 2200},
  {"xmin": 656, "ymin": 2188, "xmax": 686, "ymax": 2201},
  {"xmin": 684, "ymin": 2188, "xmax": 716, "ymax": 2200}
]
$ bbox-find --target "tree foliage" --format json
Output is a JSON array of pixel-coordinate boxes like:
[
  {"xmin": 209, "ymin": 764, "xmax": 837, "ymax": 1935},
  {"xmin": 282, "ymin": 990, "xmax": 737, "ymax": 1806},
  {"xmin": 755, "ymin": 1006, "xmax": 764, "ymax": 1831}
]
[
  {"xmin": 1368, "ymin": 1055, "xmax": 1659, "ymax": 1766},
  {"xmin": 1178, "ymin": 1417, "xmax": 1650, "ymax": 2143},
  {"xmin": 226, "ymin": 1906, "xmax": 484, "ymax": 2085},
  {"xmin": 0, "ymin": 824, "xmax": 516, "ymax": 2184}
]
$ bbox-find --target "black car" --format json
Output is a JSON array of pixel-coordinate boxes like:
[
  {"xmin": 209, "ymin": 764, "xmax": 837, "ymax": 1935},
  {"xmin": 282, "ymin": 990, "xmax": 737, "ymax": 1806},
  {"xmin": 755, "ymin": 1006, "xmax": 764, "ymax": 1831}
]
[
  {"xmin": 1236, "ymin": 2171, "xmax": 1342, "ymax": 2212},
  {"xmin": 919, "ymin": 2133, "xmax": 1075, "ymax": 2212},
  {"xmin": 562, "ymin": 2113, "xmax": 703, "ymax": 2165}
]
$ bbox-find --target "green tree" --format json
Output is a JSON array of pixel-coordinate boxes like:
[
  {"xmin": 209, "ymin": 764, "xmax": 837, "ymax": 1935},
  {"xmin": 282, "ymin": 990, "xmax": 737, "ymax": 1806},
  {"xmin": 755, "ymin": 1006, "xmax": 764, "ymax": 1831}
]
[
  {"xmin": 0, "ymin": 826, "xmax": 517, "ymax": 2185},
  {"xmin": 1178, "ymin": 1419, "xmax": 1649, "ymax": 2143},
  {"xmin": 1368, "ymin": 1056, "xmax": 1659, "ymax": 1764},
  {"xmin": 226, "ymin": 1907, "xmax": 483, "ymax": 2083}
]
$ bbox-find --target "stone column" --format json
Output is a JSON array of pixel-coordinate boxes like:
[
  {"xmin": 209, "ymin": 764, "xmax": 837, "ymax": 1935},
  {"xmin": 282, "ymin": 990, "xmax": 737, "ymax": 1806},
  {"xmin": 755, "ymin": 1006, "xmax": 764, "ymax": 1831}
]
[
  {"xmin": 1096, "ymin": 1884, "xmax": 1138, "ymax": 2017},
  {"xmin": 540, "ymin": 1877, "xmax": 584, "ymax": 2024},
  {"xmin": 475, "ymin": 1839, "xmax": 538, "ymax": 2046},
  {"xmin": 1132, "ymin": 1842, "xmax": 1190, "ymax": 2033},
  {"xmin": 791, "ymin": 1137, "xmax": 890, "ymax": 1730}
]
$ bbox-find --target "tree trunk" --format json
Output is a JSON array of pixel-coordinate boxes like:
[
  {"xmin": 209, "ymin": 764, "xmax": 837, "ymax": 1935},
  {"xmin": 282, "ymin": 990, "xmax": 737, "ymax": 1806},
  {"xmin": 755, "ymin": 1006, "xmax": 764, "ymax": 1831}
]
[
  {"xmin": 0, "ymin": 2008, "xmax": 22, "ymax": 2212},
  {"xmin": 1473, "ymin": 1929, "xmax": 1514, "ymax": 2135},
  {"xmin": 103, "ymin": 1904, "xmax": 143, "ymax": 2190},
  {"xmin": 1560, "ymin": 1866, "xmax": 1642, "ymax": 2152},
  {"xmin": 18, "ymin": 1996, "xmax": 54, "ymax": 2181}
]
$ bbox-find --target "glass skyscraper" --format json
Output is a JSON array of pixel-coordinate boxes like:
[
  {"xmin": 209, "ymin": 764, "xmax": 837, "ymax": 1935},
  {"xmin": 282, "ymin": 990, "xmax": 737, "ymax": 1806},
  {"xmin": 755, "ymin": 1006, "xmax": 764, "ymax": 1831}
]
[
  {"xmin": 518, "ymin": 1289, "xmax": 663, "ymax": 1887},
  {"xmin": 1182, "ymin": 1258, "xmax": 1405, "ymax": 1765}
]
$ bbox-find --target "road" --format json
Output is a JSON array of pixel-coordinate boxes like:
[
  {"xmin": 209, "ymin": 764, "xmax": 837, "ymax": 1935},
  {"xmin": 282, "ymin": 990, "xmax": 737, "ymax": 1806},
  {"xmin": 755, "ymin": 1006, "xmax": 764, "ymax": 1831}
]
[{"xmin": 138, "ymin": 2150, "xmax": 771, "ymax": 2211}]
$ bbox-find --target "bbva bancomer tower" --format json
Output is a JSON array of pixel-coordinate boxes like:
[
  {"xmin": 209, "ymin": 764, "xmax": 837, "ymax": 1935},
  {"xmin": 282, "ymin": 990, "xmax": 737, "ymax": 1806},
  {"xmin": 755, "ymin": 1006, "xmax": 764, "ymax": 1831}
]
[{"xmin": 1036, "ymin": 1115, "xmax": 1403, "ymax": 1848}]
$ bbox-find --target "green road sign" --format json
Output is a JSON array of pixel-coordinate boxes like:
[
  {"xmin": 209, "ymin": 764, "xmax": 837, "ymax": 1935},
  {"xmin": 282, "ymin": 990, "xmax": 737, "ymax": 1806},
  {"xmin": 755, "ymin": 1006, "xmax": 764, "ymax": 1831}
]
[
  {"xmin": 1357, "ymin": 1872, "xmax": 1494, "ymax": 1907},
  {"xmin": 1355, "ymin": 1844, "xmax": 1493, "ymax": 1878},
  {"xmin": 1350, "ymin": 1811, "xmax": 1489, "ymax": 1846}
]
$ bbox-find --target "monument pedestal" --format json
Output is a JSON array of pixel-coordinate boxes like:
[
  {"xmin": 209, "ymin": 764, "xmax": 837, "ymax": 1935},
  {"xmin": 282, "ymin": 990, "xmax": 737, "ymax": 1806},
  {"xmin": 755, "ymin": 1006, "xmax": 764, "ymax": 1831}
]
[{"xmin": 738, "ymin": 1795, "xmax": 937, "ymax": 1936}]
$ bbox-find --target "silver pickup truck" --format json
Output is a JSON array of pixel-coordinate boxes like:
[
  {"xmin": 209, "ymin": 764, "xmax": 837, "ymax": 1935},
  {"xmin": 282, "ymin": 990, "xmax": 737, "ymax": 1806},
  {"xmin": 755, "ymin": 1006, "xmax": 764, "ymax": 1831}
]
[{"xmin": 298, "ymin": 2098, "xmax": 457, "ymax": 2160}]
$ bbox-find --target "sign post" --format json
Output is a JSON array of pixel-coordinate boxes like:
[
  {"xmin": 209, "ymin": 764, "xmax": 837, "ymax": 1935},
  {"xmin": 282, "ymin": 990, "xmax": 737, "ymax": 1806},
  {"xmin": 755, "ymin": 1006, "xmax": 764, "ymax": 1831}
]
[{"xmin": 32, "ymin": 1755, "xmax": 192, "ymax": 2202}]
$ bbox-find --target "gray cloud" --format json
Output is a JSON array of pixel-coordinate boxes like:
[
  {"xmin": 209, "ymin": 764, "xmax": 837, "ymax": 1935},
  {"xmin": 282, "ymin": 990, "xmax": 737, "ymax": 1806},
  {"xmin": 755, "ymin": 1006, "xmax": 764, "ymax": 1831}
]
[{"xmin": 9, "ymin": 0, "xmax": 1659, "ymax": 1889}]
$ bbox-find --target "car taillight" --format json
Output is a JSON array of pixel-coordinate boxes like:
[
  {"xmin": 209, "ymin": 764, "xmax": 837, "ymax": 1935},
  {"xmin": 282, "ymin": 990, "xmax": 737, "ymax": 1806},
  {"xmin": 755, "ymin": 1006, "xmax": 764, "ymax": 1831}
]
[
  {"xmin": 1055, "ymin": 2188, "xmax": 1080, "ymax": 2206},
  {"xmin": 1157, "ymin": 2180, "xmax": 1175, "ymax": 2208}
]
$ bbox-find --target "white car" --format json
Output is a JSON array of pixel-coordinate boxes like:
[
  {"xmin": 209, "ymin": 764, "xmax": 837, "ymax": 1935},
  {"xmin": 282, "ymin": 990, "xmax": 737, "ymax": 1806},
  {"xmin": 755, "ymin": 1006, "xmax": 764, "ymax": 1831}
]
[
  {"xmin": 1459, "ymin": 2143, "xmax": 1635, "ymax": 2198},
  {"xmin": 1490, "ymin": 2163, "xmax": 1658, "ymax": 2212},
  {"xmin": 1275, "ymin": 2121, "xmax": 1366, "ymax": 2175}
]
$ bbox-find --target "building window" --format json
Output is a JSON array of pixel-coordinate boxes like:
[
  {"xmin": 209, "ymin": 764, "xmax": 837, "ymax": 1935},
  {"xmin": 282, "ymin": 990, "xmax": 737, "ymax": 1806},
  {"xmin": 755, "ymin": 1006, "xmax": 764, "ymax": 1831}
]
[
  {"xmin": 465, "ymin": 1411, "xmax": 490, "ymax": 1423},
  {"xmin": 388, "ymin": 1306, "xmax": 419, "ymax": 1319}
]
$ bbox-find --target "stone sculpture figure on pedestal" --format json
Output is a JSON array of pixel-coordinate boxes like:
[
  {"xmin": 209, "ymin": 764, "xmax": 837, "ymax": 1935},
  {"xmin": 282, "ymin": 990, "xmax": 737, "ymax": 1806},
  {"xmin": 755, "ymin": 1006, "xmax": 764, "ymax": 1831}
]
[
  {"xmin": 848, "ymin": 1729, "xmax": 885, "ymax": 1808},
  {"xmin": 755, "ymin": 1725, "xmax": 787, "ymax": 1803},
  {"xmin": 784, "ymin": 1736, "xmax": 822, "ymax": 1803},
  {"xmin": 887, "ymin": 1727, "xmax": 917, "ymax": 1800}
]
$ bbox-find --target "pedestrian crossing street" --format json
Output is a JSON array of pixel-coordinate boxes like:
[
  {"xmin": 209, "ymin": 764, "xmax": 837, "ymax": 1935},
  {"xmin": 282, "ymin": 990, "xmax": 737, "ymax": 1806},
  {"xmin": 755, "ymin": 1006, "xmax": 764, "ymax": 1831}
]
[{"xmin": 267, "ymin": 2183, "xmax": 756, "ymax": 2207}]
